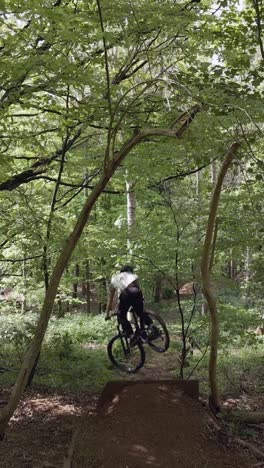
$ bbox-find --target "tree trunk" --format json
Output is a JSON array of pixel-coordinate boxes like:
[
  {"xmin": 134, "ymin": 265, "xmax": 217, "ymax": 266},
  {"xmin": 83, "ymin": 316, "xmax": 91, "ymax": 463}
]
[
  {"xmin": 85, "ymin": 260, "xmax": 91, "ymax": 314},
  {"xmin": 0, "ymin": 105, "xmax": 201, "ymax": 437},
  {"xmin": 201, "ymin": 142, "xmax": 240, "ymax": 411},
  {"xmin": 195, "ymin": 170, "xmax": 207, "ymax": 315},
  {"xmin": 153, "ymin": 275, "xmax": 162, "ymax": 303},
  {"xmin": 211, "ymin": 159, "xmax": 217, "ymax": 185},
  {"xmin": 126, "ymin": 179, "xmax": 136, "ymax": 228},
  {"xmin": 125, "ymin": 173, "xmax": 136, "ymax": 254},
  {"xmin": 21, "ymin": 256, "xmax": 27, "ymax": 313},
  {"xmin": 72, "ymin": 263, "xmax": 80, "ymax": 299},
  {"xmin": 99, "ymin": 278, "xmax": 107, "ymax": 312}
]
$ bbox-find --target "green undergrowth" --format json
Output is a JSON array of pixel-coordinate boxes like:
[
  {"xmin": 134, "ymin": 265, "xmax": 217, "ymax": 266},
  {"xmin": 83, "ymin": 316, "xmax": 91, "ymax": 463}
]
[
  {"xmin": 0, "ymin": 312, "xmax": 118, "ymax": 392},
  {"xmin": 189, "ymin": 345, "xmax": 264, "ymax": 397},
  {"xmin": 164, "ymin": 303, "xmax": 264, "ymax": 397},
  {"xmin": 0, "ymin": 307, "xmax": 263, "ymax": 396},
  {"xmin": 0, "ymin": 343, "xmax": 116, "ymax": 392}
]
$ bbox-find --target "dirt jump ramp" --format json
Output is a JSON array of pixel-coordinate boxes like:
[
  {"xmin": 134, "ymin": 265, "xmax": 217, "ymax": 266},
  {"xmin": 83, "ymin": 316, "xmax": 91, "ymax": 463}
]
[{"xmin": 71, "ymin": 380, "xmax": 252, "ymax": 468}]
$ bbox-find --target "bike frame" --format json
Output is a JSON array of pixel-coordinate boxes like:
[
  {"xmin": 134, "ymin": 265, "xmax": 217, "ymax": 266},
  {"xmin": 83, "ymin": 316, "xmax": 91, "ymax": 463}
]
[{"xmin": 115, "ymin": 307, "xmax": 141, "ymax": 354}]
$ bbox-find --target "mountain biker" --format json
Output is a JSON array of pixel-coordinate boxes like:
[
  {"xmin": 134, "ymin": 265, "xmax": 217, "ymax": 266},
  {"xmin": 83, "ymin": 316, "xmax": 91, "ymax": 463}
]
[{"xmin": 105, "ymin": 265, "xmax": 152, "ymax": 343}]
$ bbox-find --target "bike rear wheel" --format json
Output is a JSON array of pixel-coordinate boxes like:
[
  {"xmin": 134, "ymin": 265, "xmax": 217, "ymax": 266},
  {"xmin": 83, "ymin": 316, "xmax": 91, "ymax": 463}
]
[
  {"xmin": 107, "ymin": 334, "xmax": 145, "ymax": 374},
  {"xmin": 145, "ymin": 311, "xmax": 170, "ymax": 353}
]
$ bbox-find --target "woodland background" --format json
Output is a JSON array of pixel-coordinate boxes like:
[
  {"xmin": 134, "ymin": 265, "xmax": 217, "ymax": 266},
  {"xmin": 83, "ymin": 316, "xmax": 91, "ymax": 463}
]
[{"xmin": 0, "ymin": 0, "xmax": 263, "ymax": 440}]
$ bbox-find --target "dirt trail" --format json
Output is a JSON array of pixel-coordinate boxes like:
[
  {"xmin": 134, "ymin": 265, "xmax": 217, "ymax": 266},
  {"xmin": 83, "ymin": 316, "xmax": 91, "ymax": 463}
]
[
  {"xmin": 127, "ymin": 347, "xmax": 178, "ymax": 380},
  {"xmin": 72, "ymin": 381, "xmax": 253, "ymax": 468}
]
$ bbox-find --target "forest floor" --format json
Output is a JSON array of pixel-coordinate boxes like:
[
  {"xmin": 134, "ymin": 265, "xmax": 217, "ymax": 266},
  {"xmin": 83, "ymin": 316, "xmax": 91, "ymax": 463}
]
[{"xmin": 0, "ymin": 348, "xmax": 263, "ymax": 468}]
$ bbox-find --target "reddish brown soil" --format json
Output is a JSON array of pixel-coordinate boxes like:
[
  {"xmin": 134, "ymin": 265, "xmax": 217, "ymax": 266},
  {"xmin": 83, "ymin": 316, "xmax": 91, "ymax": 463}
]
[
  {"xmin": 0, "ymin": 344, "xmax": 263, "ymax": 468},
  {"xmin": 72, "ymin": 382, "xmax": 255, "ymax": 468},
  {"xmin": 0, "ymin": 386, "xmax": 98, "ymax": 468}
]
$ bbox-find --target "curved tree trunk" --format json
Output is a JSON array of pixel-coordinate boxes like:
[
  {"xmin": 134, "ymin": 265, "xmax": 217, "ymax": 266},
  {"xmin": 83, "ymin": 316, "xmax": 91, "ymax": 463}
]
[
  {"xmin": 0, "ymin": 105, "xmax": 201, "ymax": 437},
  {"xmin": 200, "ymin": 142, "xmax": 240, "ymax": 411}
]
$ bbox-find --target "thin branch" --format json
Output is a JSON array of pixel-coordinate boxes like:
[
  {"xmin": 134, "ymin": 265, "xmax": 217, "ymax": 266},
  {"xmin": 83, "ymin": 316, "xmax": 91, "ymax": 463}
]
[
  {"xmin": 0, "ymin": 239, "xmax": 9, "ymax": 249},
  {"xmin": 111, "ymin": 80, "xmax": 160, "ymax": 154},
  {"xmin": 56, "ymin": 186, "xmax": 84, "ymax": 210},
  {"xmin": 0, "ymin": 254, "xmax": 43, "ymax": 263},
  {"xmin": 158, "ymin": 160, "xmax": 217, "ymax": 185},
  {"xmin": 55, "ymin": 170, "xmax": 101, "ymax": 202},
  {"xmin": 96, "ymin": 0, "xmax": 112, "ymax": 165},
  {"xmin": 187, "ymin": 343, "xmax": 209, "ymax": 379},
  {"xmin": 112, "ymin": 59, "xmax": 148, "ymax": 84},
  {"xmin": 33, "ymin": 175, "xmax": 121, "ymax": 196},
  {"xmin": 0, "ymin": 129, "xmax": 81, "ymax": 192}
]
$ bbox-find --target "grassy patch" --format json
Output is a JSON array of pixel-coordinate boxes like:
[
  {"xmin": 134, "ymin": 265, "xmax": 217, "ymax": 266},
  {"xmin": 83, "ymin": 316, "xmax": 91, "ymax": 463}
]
[
  {"xmin": 0, "ymin": 309, "xmax": 263, "ymax": 397},
  {"xmin": 0, "ymin": 313, "xmax": 118, "ymax": 392},
  {"xmin": 0, "ymin": 342, "xmax": 118, "ymax": 393},
  {"xmin": 188, "ymin": 345, "xmax": 264, "ymax": 397}
]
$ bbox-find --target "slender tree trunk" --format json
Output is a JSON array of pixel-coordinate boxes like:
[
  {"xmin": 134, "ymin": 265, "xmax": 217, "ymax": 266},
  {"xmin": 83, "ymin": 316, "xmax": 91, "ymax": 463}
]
[
  {"xmin": 85, "ymin": 260, "xmax": 91, "ymax": 314},
  {"xmin": 195, "ymin": 170, "xmax": 207, "ymax": 315},
  {"xmin": 201, "ymin": 142, "xmax": 240, "ymax": 411},
  {"xmin": 153, "ymin": 275, "xmax": 162, "ymax": 303},
  {"xmin": 125, "ymin": 172, "xmax": 136, "ymax": 254},
  {"xmin": 65, "ymin": 265, "xmax": 70, "ymax": 313},
  {"xmin": 72, "ymin": 263, "xmax": 80, "ymax": 299},
  {"xmin": 28, "ymin": 137, "xmax": 68, "ymax": 387},
  {"xmin": 83, "ymin": 164, "xmax": 91, "ymax": 314},
  {"xmin": 0, "ymin": 105, "xmax": 201, "ymax": 437},
  {"xmin": 21, "ymin": 256, "xmax": 27, "ymax": 313},
  {"xmin": 211, "ymin": 159, "xmax": 217, "ymax": 185},
  {"xmin": 244, "ymin": 246, "xmax": 251, "ymax": 304},
  {"xmin": 201, "ymin": 160, "xmax": 218, "ymax": 315},
  {"xmin": 126, "ymin": 180, "xmax": 136, "ymax": 228},
  {"xmin": 100, "ymin": 277, "xmax": 107, "ymax": 312},
  {"xmin": 57, "ymin": 296, "xmax": 64, "ymax": 318}
]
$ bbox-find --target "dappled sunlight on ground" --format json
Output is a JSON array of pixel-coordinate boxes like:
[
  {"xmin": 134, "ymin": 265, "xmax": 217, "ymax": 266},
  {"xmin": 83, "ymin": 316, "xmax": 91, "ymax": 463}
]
[
  {"xmin": 73, "ymin": 381, "xmax": 255, "ymax": 467},
  {"xmin": 0, "ymin": 386, "xmax": 98, "ymax": 468}
]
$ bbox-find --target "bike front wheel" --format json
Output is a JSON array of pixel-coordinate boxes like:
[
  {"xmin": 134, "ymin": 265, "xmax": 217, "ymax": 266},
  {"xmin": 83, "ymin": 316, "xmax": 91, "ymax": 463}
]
[
  {"xmin": 145, "ymin": 311, "xmax": 170, "ymax": 353},
  {"xmin": 107, "ymin": 334, "xmax": 145, "ymax": 374}
]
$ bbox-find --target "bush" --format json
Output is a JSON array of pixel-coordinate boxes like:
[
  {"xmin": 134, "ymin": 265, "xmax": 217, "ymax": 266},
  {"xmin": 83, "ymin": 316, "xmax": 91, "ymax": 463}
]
[
  {"xmin": 0, "ymin": 312, "xmax": 119, "ymax": 391},
  {"xmin": 0, "ymin": 312, "xmax": 117, "ymax": 364},
  {"xmin": 45, "ymin": 313, "xmax": 116, "ymax": 347},
  {"xmin": 161, "ymin": 287, "xmax": 174, "ymax": 299},
  {"xmin": 0, "ymin": 312, "xmax": 37, "ymax": 359}
]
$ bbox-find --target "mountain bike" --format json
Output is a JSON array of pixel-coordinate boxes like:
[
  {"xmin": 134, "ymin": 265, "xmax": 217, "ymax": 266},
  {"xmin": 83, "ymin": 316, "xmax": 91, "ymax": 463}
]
[{"xmin": 107, "ymin": 308, "xmax": 170, "ymax": 374}]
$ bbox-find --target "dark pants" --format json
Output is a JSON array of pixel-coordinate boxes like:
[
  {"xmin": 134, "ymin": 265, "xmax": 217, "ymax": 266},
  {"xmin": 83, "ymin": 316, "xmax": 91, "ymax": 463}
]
[{"xmin": 118, "ymin": 286, "xmax": 152, "ymax": 336}]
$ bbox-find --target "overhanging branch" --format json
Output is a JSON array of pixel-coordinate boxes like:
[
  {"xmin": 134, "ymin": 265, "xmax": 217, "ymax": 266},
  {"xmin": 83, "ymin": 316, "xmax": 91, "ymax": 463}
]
[{"xmin": 0, "ymin": 130, "xmax": 81, "ymax": 192}]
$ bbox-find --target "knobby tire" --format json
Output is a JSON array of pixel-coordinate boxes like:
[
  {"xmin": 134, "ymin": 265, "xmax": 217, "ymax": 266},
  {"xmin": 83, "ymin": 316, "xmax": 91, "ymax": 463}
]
[
  {"xmin": 145, "ymin": 310, "xmax": 170, "ymax": 353},
  {"xmin": 107, "ymin": 334, "xmax": 145, "ymax": 374}
]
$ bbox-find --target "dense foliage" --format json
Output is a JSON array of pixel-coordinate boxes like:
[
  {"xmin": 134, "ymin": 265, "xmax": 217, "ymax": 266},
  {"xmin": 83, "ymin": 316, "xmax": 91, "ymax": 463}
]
[{"xmin": 0, "ymin": 0, "xmax": 263, "ymax": 405}]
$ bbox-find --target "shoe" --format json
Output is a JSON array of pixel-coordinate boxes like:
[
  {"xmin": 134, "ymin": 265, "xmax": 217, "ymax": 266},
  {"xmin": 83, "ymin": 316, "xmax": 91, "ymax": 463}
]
[
  {"xmin": 129, "ymin": 333, "xmax": 139, "ymax": 346},
  {"xmin": 140, "ymin": 330, "xmax": 148, "ymax": 343},
  {"xmin": 148, "ymin": 325, "xmax": 160, "ymax": 341}
]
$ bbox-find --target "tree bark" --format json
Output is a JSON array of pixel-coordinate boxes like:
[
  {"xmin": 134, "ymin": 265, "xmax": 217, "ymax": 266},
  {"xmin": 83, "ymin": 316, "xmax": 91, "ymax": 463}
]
[
  {"xmin": 200, "ymin": 142, "xmax": 240, "ymax": 411},
  {"xmin": 73, "ymin": 263, "xmax": 80, "ymax": 300},
  {"xmin": 126, "ymin": 179, "xmax": 136, "ymax": 229},
  {"xmin": 125, "ymin": 173, "xmax": 136, "ymax": 254},
  {"xmin": 154, "ymin": 275, "xmax": 162, "ymax": 303},
  {"xmin": 0, "ymin": 105, "xmax": 201, "ymax": 437},
  {"xmin": 85, "ymin": 260, "xmax": 91, "ymax": 314}
]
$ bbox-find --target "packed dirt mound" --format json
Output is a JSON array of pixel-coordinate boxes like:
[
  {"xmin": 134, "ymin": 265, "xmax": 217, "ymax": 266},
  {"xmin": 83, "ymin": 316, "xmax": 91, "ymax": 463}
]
[{"xmin": 72, "ymin": 381, "xmax": 253, "ymax": 467}]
